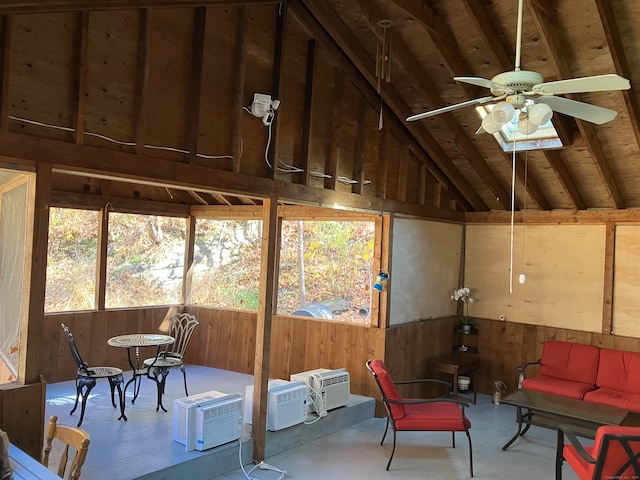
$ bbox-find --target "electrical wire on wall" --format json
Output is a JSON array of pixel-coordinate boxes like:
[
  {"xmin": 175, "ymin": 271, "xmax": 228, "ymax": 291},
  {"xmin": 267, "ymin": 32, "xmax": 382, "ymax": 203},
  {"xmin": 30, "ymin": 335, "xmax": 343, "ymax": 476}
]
[{"xmin": 8, "ymin": 115, "xmax": 234, "ymax": 160}]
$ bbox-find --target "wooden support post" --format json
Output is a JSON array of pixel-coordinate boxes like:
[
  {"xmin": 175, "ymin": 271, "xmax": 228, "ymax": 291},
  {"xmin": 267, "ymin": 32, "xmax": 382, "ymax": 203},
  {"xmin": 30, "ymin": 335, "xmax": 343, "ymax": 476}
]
[
  {"xmin": 252, "ymin": 196, "xmax": 278, "ymax": 462},
  {"xmin": 22, "ymin": 163, "xmax": 50, "ymax": 385}
]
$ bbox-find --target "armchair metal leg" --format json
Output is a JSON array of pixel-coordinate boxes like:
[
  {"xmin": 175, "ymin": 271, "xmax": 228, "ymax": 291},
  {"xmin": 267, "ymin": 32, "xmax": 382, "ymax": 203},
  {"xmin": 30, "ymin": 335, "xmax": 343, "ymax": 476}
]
[
  {"xmin": 386, "ymin": 430, "xmax": 397, "ymax": 471},
  {"xmin": 452, "ymin": 431, "xmax": 456, "ymax": 448},
  {"xmin": 381, "ymin": 417, "xmax": 390, "ymax": 445},
  {"xmin": 466, "ymin": 429, "xmax": 474, "ymax": 477}
]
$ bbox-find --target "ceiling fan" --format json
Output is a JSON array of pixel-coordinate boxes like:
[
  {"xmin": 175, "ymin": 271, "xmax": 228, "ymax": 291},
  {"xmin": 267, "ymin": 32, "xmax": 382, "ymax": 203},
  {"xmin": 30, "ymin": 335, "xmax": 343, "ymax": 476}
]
[{"xmin": 405, "ymin": 0, "xmax": 631, "ymax": 134}]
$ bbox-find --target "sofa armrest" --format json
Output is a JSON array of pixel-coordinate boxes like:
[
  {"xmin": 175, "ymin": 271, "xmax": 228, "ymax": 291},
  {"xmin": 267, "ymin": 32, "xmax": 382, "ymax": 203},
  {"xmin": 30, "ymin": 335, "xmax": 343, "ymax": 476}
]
[{"xmin": 517, "ymin": 358, "xmax": 541, "ymax": 389}]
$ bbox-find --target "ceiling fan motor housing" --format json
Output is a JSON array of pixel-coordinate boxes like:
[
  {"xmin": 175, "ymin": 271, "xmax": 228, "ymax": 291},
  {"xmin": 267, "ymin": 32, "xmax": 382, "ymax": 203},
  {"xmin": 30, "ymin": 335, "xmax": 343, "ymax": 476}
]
[{"xmin": 490, "ymin": 70, "xmax": 544, "ymax": 96}]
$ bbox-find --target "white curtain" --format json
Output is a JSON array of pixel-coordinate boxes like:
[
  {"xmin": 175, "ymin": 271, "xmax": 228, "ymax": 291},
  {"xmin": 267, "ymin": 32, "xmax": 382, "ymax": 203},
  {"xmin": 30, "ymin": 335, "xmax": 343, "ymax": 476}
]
[{"xmin": 0, "ymin": 175, "xmax": 28, "ymax": 381}]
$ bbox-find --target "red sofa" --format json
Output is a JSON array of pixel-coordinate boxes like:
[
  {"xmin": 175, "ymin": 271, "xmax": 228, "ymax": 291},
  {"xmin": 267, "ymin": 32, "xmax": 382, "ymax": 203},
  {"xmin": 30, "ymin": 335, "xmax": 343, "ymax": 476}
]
[{"xmin": 518, "ymin": 340, "xmax": 640, "ymax": 413}]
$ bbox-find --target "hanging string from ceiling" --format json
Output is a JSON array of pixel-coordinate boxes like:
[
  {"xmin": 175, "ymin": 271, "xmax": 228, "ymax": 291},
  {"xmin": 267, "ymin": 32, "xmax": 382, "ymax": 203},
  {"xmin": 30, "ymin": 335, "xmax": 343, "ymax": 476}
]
[
  {"xmin": 519, "ymin": 151, "xmax": 528, "ymax": 285},
  {"xmin": 375, "ymin": 19, "xmax": 393, "ymax": 130},
  {"xmin": 509, "ymin": 139, "xmax": 517, "ymax": 294}
]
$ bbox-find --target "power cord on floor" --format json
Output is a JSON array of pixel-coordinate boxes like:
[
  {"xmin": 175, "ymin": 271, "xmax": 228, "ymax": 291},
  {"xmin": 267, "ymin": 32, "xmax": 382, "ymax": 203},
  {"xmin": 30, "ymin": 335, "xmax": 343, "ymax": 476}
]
[{"xmin": 237, "ymin": 439, "xmax": 287, "ymax": 480}]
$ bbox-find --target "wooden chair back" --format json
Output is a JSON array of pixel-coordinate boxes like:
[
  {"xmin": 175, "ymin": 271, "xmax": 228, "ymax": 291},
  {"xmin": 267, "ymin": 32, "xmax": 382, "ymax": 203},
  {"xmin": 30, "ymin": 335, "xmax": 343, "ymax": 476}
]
[{"xmin": 42, "ymin": 416, "xmax": 90, "ymax": 480}]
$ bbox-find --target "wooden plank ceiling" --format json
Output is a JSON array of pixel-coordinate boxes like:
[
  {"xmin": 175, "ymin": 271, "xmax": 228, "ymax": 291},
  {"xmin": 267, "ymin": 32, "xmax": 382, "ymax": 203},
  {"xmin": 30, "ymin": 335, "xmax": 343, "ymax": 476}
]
[
  {"xmin": 306, "ymin": 0, "xmax": 640, "ymax": 213},
  {"xmin": 1, "ymin": 0, "xmax": 639, "ymax": 214}
]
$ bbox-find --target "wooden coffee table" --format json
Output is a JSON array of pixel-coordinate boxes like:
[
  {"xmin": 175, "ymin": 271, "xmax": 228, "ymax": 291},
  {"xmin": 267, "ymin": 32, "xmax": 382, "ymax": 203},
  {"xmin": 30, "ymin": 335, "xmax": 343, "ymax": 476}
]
[{"xmin": 500, "ymin": 389, "xmax": 631, "ymax": 479}]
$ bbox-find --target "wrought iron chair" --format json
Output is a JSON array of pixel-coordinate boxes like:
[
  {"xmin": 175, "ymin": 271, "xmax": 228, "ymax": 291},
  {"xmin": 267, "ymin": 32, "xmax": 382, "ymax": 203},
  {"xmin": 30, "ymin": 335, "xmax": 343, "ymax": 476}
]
[
  {"xmin": 366, "ymin": 359, "xmax": 474, "ymax": 476},
  {"xmin": 61, "ymin": 324, "xmax": 125, "ymax": 426},
  {"xmin": 142, "ymin": 313, "xmax": 199, "ymax": 411},
  {"xmin": 42, "ymin": 415, "xmax": 90, "ymax": 480},
  {"xmin": 559, "ymin": 424, "xmax": 640, "ymax": 480}
]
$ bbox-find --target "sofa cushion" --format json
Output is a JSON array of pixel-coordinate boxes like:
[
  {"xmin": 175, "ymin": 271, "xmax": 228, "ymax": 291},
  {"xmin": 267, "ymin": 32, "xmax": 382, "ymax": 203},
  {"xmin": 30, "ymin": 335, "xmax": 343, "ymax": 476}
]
[
  {"xmin": 583, "ymin": 387, "xmax": 640, "ymax": 414},
  {"xmin": 522, "ymin": 375, "xmax": 596, "ymax": 399},
  {"xmin": 539, "ymin": 341, "xmax": 600, "ymax": 385},
  {"xmin": 596, "ymin": 348, "xmax": 640, "ymax": 395}
]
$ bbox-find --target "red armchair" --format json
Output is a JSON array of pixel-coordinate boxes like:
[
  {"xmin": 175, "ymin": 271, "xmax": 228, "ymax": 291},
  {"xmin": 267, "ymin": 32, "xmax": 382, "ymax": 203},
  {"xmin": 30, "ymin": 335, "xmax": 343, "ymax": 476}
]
[
  {"xmin": 559, "ymin": 424, "xmax": 640, "ymax": 479},
  {"xmin": 366, "ymin": 359, "xmax": 473, "ymax": 476}
]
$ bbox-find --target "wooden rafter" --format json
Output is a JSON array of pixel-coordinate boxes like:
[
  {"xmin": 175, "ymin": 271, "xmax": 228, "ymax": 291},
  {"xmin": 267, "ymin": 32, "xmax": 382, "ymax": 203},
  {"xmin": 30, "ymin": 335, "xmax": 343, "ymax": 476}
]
[
  {"xmin": 186, "ymin": 7, "xmax": 206, "ymax": 165},
  {"xmin": 367, "ymin": 0, "xmax": 512, "ymax": 210},
  {"xmin": 73, "ymin": 11, "xmax": 88, "ymax": 145},
  {"xmin": 525, "ymin": 0, "xmax": 625, "ymax": 209},
  {"xmin": 544, "ymin": 150, "xmax": 586, "ymax": 210},
  {"xmin": 594, "ymin": 0, "xmax": 640, "ymax": 150},
  {"xmin": 299, "ymin": 38, "xmax": 316, "ymax": 187},
  {"xmin": 230, "ymin": 5, "xmax": 247, "ymax": 173},
  {"xmin": 0, "ymin": 15, "xmax": 11, "ymax": 132},
  {"xmin": 0, "ymin": 0, "xmax": 280, "ymax": 14},
  {"xmin": 459, "ymin": 0, "xmax": 580, "ymax": 211},
  {"xmin": 134, "ymin": 9, "xmax": 149, "ymax": 155},
  {"xmin": 297, "ymin": 0, "xmax": 487, "ymax": 211}
]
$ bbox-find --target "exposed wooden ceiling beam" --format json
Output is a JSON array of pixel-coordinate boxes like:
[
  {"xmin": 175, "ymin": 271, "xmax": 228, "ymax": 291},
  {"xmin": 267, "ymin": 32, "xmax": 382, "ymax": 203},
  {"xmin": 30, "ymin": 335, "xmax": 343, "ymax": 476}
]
[
  {"xmin": 0, "ymin": 130, "xmax": 465, "ymax": 221},
  {"xmin": 367, "ymin": 0, "xmax": 512, "ymax": 209},
  {"xmin": 594, "ymin": 0, "xmax": 640, "ymax": 150},
  {"xmin": 509, "ymin": 152, "xmax": 551, "ymax": 211},
  {"xmin": 460, "ymin": 0, "xmax": 576, "ymax": 145},
  {"xmin": 544, "ymin": 149, "xmax": 587, "ymax": 210},
  {"xmin": 391, "ymin": 1, "xmax": 478, "ymax": 99},
  {"xmin": 526, "ymin": 0, "xmax": 625, "ymax": 209},
  {"xmin": 187, "ymin": 189, "xmax": 209, "ymax": 205},
  {"xmin": 0, "ymin": 0, "xmax": 279, "ymax": 14},
  {"xmin": 459, "ymin": 0, "xmax": 581, "ymax": 211},
  {"xmin": 458, "ymin": 0, "xmax": 513, "ymax": 72},
  {"xmin": 297, "ymin": 0, "xmax": 487, "ymax": 211}
]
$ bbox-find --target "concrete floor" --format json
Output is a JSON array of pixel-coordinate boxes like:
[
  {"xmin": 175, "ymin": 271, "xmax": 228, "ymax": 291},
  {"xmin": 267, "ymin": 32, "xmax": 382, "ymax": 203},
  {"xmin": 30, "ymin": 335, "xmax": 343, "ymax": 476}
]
[
  {"xmin": 44, "ymin": 366, "xmax": 583, "ymax": 480},
  {"xmin": 213, "ymin": 393, "xmax": 582, "ymax": 480}
]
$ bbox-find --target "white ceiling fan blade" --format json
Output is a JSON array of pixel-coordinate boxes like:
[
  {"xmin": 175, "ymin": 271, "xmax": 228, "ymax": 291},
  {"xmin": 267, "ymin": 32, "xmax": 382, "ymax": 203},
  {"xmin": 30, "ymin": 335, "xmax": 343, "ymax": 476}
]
[
  {"xmin": 406, "ymin": 96, "xmax": 495, "ymax": 122},
  {"xmin": 532, "ymin": 74, "xmax": 630, "ymax": 95},
  {"xmin": 536, "ymin": 96, "xmax": 618, "ymax": 124},
  {"xmin": 454, "ymin": 77, "xmax": 510, "ymax": 94}
]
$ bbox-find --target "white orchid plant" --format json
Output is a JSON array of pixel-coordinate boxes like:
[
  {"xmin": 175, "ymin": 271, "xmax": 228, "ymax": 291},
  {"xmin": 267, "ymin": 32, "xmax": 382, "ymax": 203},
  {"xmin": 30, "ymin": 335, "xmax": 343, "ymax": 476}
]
[{"xmin": 451, "ymin": 287, "xmax": 475, "ymax": 324}]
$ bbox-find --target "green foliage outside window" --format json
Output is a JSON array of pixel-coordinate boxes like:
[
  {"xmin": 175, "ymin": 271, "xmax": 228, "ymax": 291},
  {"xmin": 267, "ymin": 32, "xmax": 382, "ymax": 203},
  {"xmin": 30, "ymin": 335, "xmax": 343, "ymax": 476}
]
[
  {"xmin": 106, "ymin": 213, "xmax": 186, "ymax": 308},
  {"xmin": 277, "ymin": 220, "xmax": 374, "ymax": 324},
  {"xmin": 190, "ymin": 219, "xmax": 262, "ymax": 310},
  {"xmin": 46, "ymin": 208, "xmax": 99, "ymax": 312},
  {"xmin": 45, "ymin": 208, "xmax": 376, "ymax": 325}
]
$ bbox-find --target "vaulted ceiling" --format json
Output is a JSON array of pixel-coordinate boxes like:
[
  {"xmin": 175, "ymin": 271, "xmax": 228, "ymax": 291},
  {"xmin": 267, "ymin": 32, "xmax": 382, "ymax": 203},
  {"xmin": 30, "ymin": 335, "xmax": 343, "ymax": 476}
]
[
  {"xmin": 301, "ymin": 0, "xmax": 640, "ymax": 213},
  {"xmin": 1, "ymin": 0, "xmax": 638, "ymax": 216}
]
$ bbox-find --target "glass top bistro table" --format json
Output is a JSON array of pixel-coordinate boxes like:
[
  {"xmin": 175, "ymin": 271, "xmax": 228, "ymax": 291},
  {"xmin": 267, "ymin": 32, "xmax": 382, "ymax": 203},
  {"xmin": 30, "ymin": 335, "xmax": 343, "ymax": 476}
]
[
  {"xmin": 500, "ymin": 389, "xmax": 632, "ymax": 480},
  {"xmin": 107, "ymin": 333, "xmax": 175, "ymax": 414}
]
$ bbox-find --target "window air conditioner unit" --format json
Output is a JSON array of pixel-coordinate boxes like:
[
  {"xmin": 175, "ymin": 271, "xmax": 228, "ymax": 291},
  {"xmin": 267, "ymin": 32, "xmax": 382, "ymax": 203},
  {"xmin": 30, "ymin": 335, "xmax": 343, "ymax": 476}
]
[
  {"xmin": 172, "ymin": 390, "xmax": 243, "ymax": 452},
  {"xmin": 290, "ymin": 368, "xmax": 350, "ymax": 416},
  {"xmin": 244, "ymin": 379, "xmax": 308, "ymax": 431}
]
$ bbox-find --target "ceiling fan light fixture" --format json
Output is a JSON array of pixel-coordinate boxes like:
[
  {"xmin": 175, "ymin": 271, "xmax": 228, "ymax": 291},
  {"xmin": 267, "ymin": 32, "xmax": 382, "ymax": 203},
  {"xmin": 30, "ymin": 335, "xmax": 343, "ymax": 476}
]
[
  {"xmin": 517, "ymin": 114, "xmax": 538, "ymax": 135},
  {"xmin": 528, "ymin": 103, "xmax": 553, "ymax": 126},
  {"xmin": 481, "ymin": 114, "xmax": 502, "ymax": 134},
  {"xmin": 492, "ymin": 101, "xmax": 516, "ymax": 125}
]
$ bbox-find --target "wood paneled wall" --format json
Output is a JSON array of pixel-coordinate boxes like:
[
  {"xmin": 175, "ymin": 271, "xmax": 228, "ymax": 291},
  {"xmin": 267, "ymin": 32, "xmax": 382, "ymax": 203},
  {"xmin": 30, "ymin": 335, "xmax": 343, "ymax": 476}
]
[
  {"xmin": 40, "ymin": 306, "xmax": 640, "ymax": 414},
  {"xmin": 0, "ymin": 381, "xmax": 45, "ymax": 460}
]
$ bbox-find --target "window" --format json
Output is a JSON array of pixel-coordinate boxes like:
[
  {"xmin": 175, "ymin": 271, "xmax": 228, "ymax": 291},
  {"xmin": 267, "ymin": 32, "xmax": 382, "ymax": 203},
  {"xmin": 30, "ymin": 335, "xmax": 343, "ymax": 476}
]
[
  {"xmin": 106, "ymin": 213, "xmax": 186, "ymax": 308},
  {"xmin": 46, "ymin": 208, "xmax": 99, "ymax": 312},
  {"xmin": 190, "ymin": 218, "xmax": 262, "ymax": 310},
  {"xmin": 277, "ymin": 219, "xmax": 375, "ymax": 324}
]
